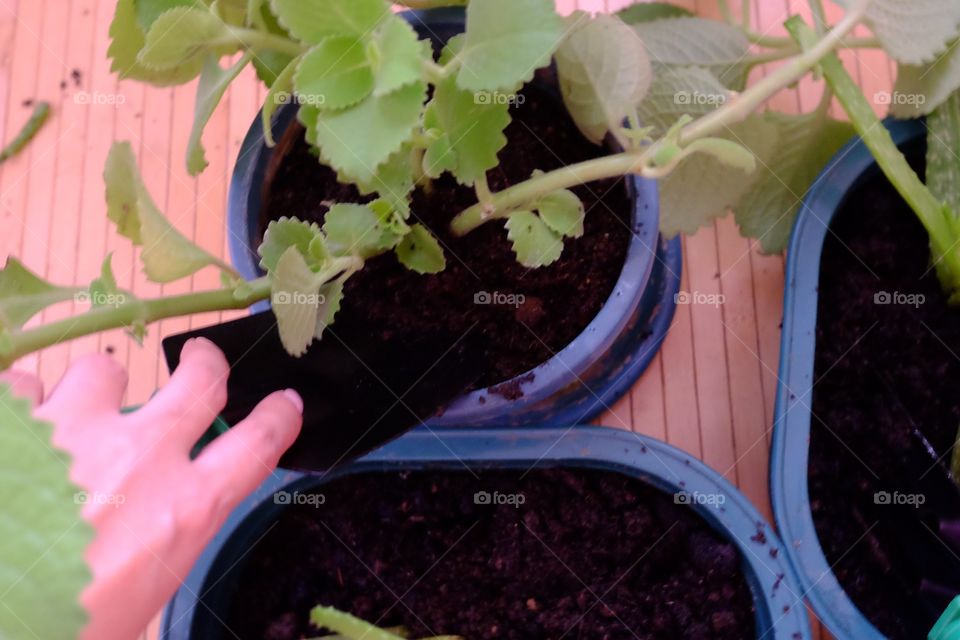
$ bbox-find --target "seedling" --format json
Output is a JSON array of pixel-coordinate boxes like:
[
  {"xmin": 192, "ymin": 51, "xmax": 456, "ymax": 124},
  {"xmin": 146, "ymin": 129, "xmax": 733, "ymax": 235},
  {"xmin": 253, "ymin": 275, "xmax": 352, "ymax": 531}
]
[{"xmin": 309, "ymin": 606, "xmax": 463, "ymax": 640}]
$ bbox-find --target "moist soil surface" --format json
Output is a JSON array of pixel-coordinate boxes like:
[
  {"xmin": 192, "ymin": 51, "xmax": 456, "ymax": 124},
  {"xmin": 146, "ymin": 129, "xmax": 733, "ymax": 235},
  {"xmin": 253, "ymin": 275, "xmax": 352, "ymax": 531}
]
[
  {"xmin": 260, "ymin": 79, "xmax": 634, "ymax": 388},
  {"xmin": 809, "ymin": 161, "xmax": 960, "ymax": 638},
  {"xmin": 222, "ymin": 469, "xmax": 757, "ymax": 639}
]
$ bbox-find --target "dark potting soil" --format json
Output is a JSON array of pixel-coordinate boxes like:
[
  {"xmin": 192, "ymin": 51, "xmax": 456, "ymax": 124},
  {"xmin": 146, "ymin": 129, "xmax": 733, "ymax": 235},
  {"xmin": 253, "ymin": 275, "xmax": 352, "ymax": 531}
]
[
  {"xmin": 809, "ymin": 162, "xmax": 960, "ymax": 638},
  {"xmin": 259, "ymin": 80, "xmax": 633, "ymax": 388},
  {"xmin": 222, "ymin": 469, "xmax": 757, "ymax": 639}
]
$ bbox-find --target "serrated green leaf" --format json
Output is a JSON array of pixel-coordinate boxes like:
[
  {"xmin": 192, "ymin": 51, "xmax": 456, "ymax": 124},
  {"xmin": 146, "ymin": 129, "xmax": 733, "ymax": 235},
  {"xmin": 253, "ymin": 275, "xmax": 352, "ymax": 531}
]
[
  {"xmin": 271, "ymin": 246, "xmax": 326, "ymax": 356},
  {"xmin": 891, "ymin": 41, "xmax": 960, "ymax": 118},
  {"xmin": 422, "ymin": 132, "xmax": 457, "ymax": 178},
  {"xmin": 269, "ymin": 0, "xmax": 391, "ymax": 45},
  {"xmin": 251, "ymin": 1, "xmax": 295, "ymax": 86},
  {"xmin": 313, "ymin": 81, "xmax": 426, "ymax": 184},
  {"xmin": 537, "ymin": 189, "xmax": 584, "ymax": 238},
  {"xmin": 505, "ymin": 210, "xmax": 564, "ymax": 268},
  {"xmin": 735, "ymin": 112, "xmax": 855, "ymax": 253},
  {"xmin": 0, "ymin": 259, "xmax": 78, "ymax": 330},
  {"xmin": 259, "ymin": 217, "xmax": 326, "ymax": 272},
  {"xmin": 138, "ymin": 7, "xmax": 235, "ymax": 71},
  {"xmin": 616, "ymin": 2, "xmax": 692, "ymax": 23},
  {"xmin": 455, "ymin": 0, "xmax": 564, "ymax": 93},
  {"xmin": 374, "ymin": 18, "xmax": 426, "ymax": 97},
  {"xmin": 108, "ymin": 0, "xmax": 205, "ymax": 85},
  {"xmin": 104, "ymin": 142, "xmax": 228, "ymax": 282},
  {"xmin": 632, "ymin": 18, "xmax": 750, "ymax": 90},
  {"xmin": 298, "ymin": 104, "xmax": 320, "ymax": 148},
  {"xmin": 136, "ymin": 0, "xmax": 203, "ymax": 30},
  {"xmin": 927, "ymin": 92, "xmax": 960, "ymax": 213},
  {"xmin": 0, "ymin": 384, "xmax": 93, "ymax": 640},
  {"xmin": 353, "ymin": 145, "xmax": 415, "ymax": 215},
  {"xmin": 295, "ymin": 36, "xmax": 375, "ymax": 111},
  {"xmin": 369, "ymin": 198, "xmax": 411, "ymax": 235},
  {"xmin": 836, "ymin": 0, "xmax": 960, "ymax": 65},
  {"xmin": 635, "ymin": 64, "xmax": 730, "ymax": 135},
  {"xmin": 555, "ymin": 14, "xmax": 651, "ymax": 144},
  {"xmin": 188, "ymin": 53, "xmax": 252, "ymax": 175},
  {"xmin": 396, "ymin": 224, "xmax": 446, "ymax": 274},
  {"xmin": 315, "ymin": 279, "xmax": 344, "ymax": 339},
  {"xmin": 262, "ymin": 54, "xmax": 301, "ymax": 147},
  {"xmin": 323, "ymin": 203, "xmax": 399, "ymax": 258},
  {"xmin": 88, "ymin": 254, "xmax": 129, "ymax": 309}
]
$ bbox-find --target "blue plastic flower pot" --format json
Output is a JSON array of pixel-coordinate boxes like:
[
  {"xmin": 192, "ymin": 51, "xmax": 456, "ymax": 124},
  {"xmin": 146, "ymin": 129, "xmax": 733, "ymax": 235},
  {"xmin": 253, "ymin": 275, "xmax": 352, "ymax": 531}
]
[
  {"xmin": 770, "ymin": 118, "xmax": 926, "ymax": 640},
  {"xmin": 226, "ymin": 9, "xmax": 681, "ymax": 429},
  {"xmin": 162, "ymin": 425, "xmax": 811, "ymax": 639}
]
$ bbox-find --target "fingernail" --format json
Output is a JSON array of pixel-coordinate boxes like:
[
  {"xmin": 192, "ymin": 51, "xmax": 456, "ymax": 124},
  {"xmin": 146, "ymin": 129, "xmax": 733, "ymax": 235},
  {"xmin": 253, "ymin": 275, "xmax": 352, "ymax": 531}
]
[{"xmin": 282, "ymin": 389, "xmax": 303, "ymax": 413}]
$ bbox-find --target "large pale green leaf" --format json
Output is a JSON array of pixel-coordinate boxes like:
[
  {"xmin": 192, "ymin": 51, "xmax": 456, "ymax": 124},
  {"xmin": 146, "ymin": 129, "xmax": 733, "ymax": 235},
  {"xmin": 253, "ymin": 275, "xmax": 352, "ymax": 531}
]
[
  {"xmin": 259, "ymin": 217, "xmax": 327, "ymax": 272},
  {"xmin": 188, "ymin": 53, "xmax": 253, "ymax": 175},
  {"xmin": 396, "ymin": 224, "xmax": 446, "ymax": 274},
  {"xmin": 891, "ymin": 41, "xmax": 960, "ymax": 118},
  {"xmin": 269, "ymin": 0, "xmax": 391, "ymax": 44},
  {"xmin": 0, "ymin": 259, "xmax": 78, "ymax": 330},
  {"xmin": 456, "ymin": 0, "xmax": 564, "ymax": 93},
  {"xmin": 632, "ymin": 18, "xmax": 750, "ymax": 90},
  {"xmin": 322, "ymin": 203, "xmax": 400, "ymax": 258},
  {"xmin": 0, "ymin": 384, "xmax": 93, "ymax": 640},
  {"xmin": 313, "ymin": 81, "xmax": 426, "ymax": 184},
  {"xmin": 373, "ymin": 18, "xmax": 426, "ymax": 97},
  {"xmin": 616, "ymin": 2, "xmax": 692, "ymax": 23},
  {"xmin": 138, "ymin": 7, "xmax": 236, "ymax": 71},
  {"xmin": 505, "ymin": 210, "xmax": 564, "ymax": 268},
  {"xmin": 835, "ymin": 0, "xmax": 960, "ymax": 65},
  {"xmin": 635, "ymin": 64, "xmax": 730, "ymax": 134},
  {"xmin": 104, "ymin": 142, "xmax": 228, "ymax": 282},
  {"xmin": 108, "ymin": 0, "xmax": 205, "ymax": 85},
  {"xmin": 295, "ymin": 36, "xmax": 375, "ymax": 111},
  {"xmin": 555, "ymin": 14, "xmax": 651, "ymax": 144},
  {"xmin": 270, "ymin": 246, "xmax": 326, "ymax": 356},
  {"xmin": 927, "ymin": 92, "xmax": 960, "ymax": 213}
]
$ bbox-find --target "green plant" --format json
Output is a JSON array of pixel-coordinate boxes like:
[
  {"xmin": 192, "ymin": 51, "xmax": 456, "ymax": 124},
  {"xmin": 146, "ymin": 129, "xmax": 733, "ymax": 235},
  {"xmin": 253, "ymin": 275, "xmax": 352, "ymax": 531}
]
[{"xmin": 309, "ymin": 605, "xmax": 463, "ymax": 639}]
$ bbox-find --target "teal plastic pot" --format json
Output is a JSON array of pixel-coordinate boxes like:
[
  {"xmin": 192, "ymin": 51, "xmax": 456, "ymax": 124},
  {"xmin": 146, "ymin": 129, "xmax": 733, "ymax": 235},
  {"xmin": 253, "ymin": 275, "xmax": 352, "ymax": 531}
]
[
  {"xmin": 770, "ymin": 119, "xmax": 925, "ymax": 639},
  {"xmin": 161, "ymin": 425, "xmax": 811, "ymax": 639},
  {"xmin": 227, "ymin": 9, "xmax": 681, "ymax": 429}
]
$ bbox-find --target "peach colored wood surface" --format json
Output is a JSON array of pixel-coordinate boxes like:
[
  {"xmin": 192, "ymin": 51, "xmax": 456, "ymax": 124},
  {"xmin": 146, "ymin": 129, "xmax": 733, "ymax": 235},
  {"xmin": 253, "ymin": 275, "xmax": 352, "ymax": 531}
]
[{"xmin": 0, "ymin": 2, "xmax": 896, "ymax": 638}]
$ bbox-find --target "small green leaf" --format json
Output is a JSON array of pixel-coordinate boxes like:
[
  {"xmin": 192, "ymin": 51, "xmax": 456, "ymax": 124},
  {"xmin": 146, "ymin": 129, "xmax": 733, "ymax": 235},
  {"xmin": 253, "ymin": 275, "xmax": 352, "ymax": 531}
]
[
  {"xmin": 0, "ymin": 259, "xmax": 78, "ymax": 330},
  {"xmin": 188, "ymin": 53, "xmax": 253, "ymax": 176},
  {"xmin": 251, "ymin": 1, "xmax": 295, "ymax": 86},
  {"xmin": 632, "ymin": 18, "xmax": 750, "ymax": 90},
  {"xmin": 373, "ymin": 17, "xmax": 426, "ymax": 97},
  {"xmin": 138, "ymin": 7, "xmax": 236, "ymax": 71},
  {"xmin": 271, "ymin": 246, "xmax": 326, "ymax": 356},
  {"xmin": 88, "ymin": 254, "xmax": 127, "ymax": 309},
  {"xmin": 310, "ymin": 606, "xmax": 408, "ymax": 640},
  {"xmin": 313, "ymin": 81, "xmax": 426, "ymax": 184},
  {"xmin": 353, "ymin": 145, "xmax": 416, "ymax": 215},
  {"xmin": 259, "ymin": 217, "xmax": 326, "ymax": 273},
  {"xmin": 891, "ymin": 42, "xmax": 960, "ymax": 118},
  {"xmin": 323, "ymin": 203, "xmax": 399, "ymax": 258},
  {"xmin": 269, "ymin": 0, "xmax": 391, "ymax": 45},
  {"xmin": 295, "ymin": 36, "xmax": 375, "ymax": 111},
  {"xmin": 262, "ymin": 54, "xmax": 301, "ymax": 147},
  {"xmin": 0, "ymin": 384, "xmax": 93, "ymax": 640},
  {"xmin": 616, "ymin": 2, "xmax": 692, "ymax": 23},
  {"xmin": 555, "ymin": 14, "xmax": 652, "ymax": 144},
  {"xmin": 635, "ymin": 64, "xmax": 730, "ymax": 135},
  {"xmin": 104, "ymin": 142, "xmax": 228, "ymax": 282},
  {"xmin": 422, "ymin": 132, "xmax": 457, "ymax": 178},
  {"xmin": 505, "ymin": 210, "xmax": 563, "ymax": 268},
  {"xmin": 298, "ymin": 104, "xmax": 321, "ymax": 148},
  {"xmin": 108, "ymin": 0, "xmax": 205, "ymax": 85},
  {"xmin": 456, "ymin": 0, "xmax": 564, "ymax": 93},
  {"xmin": 927, "ymin": 91, "xmax": 960, "ymax": 213},
  {"xmin": 396, "ymin": 224, "xmax": 446, "ymax": 274},
  {"xmin": 537, "ymin": 189, "xmax": 584, "ymax": 238},
  {"xmin": 835, "ymin": 0, "xmax": 960, "ymax": 65}
]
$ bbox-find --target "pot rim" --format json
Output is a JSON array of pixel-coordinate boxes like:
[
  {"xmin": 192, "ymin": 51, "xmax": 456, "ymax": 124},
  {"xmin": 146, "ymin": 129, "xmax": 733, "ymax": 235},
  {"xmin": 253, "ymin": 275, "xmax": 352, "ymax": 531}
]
[
  {"xmin": 770, "ymin": 117, "xmax": 926, "ymax": 640},
  {"xmin": 161, "ymin": 425, "xmax": 811, "ymax": 640}
]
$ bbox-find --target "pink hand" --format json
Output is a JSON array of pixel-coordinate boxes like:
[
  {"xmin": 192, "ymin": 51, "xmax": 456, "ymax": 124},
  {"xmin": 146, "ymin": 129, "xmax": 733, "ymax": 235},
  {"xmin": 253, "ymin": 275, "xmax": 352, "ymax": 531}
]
[{"xmin": 1, "ymin": 337, "xmax": 303, "ymax": 640}]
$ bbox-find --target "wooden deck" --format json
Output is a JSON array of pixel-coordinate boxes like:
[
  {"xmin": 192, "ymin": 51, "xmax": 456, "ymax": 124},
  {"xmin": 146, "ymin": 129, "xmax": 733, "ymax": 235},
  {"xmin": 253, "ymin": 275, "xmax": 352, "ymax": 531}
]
[{"xmin": 0, "ymin": 1, "xmax": 896, "ymax": 638}]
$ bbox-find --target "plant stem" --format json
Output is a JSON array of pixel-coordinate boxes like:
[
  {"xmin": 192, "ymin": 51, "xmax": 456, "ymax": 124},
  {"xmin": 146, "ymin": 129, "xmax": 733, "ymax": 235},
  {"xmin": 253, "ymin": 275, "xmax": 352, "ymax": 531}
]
[
  {"xmin": 0, "ymin": 277, "xmax": 272, "ymax": 370},
  {"xmin": 810, "ymin": 0, "xmax": 828, "ymax": 35},
  {"xmin": 449, "ymin": 1, "xmax": 871, "ymax": 236},
  {"xmin": 743, "ymin": 37, "xmax": 880, "ymax": 67},
  {"xmin": 226, "ymin": 27, "xmax": 305, "ymax": 58}
]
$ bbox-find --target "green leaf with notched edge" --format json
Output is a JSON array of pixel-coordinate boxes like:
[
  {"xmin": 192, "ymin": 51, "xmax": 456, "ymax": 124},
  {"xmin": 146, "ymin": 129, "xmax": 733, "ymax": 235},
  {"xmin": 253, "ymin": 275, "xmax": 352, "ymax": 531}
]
[
  {"xmin": 396, "ymin": 224, "xmax": 445, "ymax": 274},
  {"xmin": 353, "ymin": 145, "xmax": 415, "ymax": 216},
  {"xmin": 455, "ymin": 0, "xmax": 564, "ymax": 93},
  {"xmin": 0, "ymin": 384, "xmax": 93, "ymax": 640},
  {"xmin": 259, "ymin": 217, "xmax": 326, "ymax": 273},
  {"xmin": 315, "ymin": 279, "xmax": 344, "ymax": 339},
  {"xmin": 422, "ymin": 132, "xmax": 456, "ymax": 178},
  {"xmin": 88, "ymin": 254, "xmax": 129, "ymax": 309},
  {"xmin": 271, "ymin": 246, "xmax": 326, "ymax": 356},
  {"xmin": 537, "ymin": 189, "xmax": 584, "ymax": 238},
  {"xmin": 251, "ymin": 1, "xmax": 295, "ymax": 86},
  {"xmin": 555, "ymin": 14, "xmax": 652, "ymax": 144},
  {"xmin": 298, "ymin": 104, "xmax": 320, "ymax": 149},
  {"xmin": 138, "ymin": 7, "xmax": 237, "ymax": 71},
  {"xmin": 635, "ymin": 64, "xmax": 729, "ymax": 135},
  {"xmin": 263, "ymin": 54, "xmax": 301, "ymax": 147},
  {"xmin": 735, "ymin": 112, "xmax": 854, "ymax": 253},
  {"xmin": 891, "ymin": 42, "xmax": 960, "ymax": 118},
  {"xmin": 136, "ymin": 0, "xmax": 204, "ymax": 30},
  {"xmin": 632, "ymin": 18, "xmax": 750, "ymax": 90},
  {"xmin": 104, "ymin": 142, "xmax": 228, "ymax": 282},
  {"xmin": 505, "ymin": 210, "xmax": 564, "ymax": 268},
  {"xmin": 927, "ymin": 92, "xmax": 960, "ymax": 214},
  {"xmin": 295, "ymin": 36, "xmax": 375, "ymax": 111},
  {"xmin": 269, "ymin": 0, "xmax": 391, "ymax": 45},
  {"xmin": 313, "ymin": 81, "xmax": 426, "ymax": 184},
  {"xmin": 108, "ymin": 0, "xmax": 206, "ymax": 85},
  {"xmin": 323, "ymin": 203, "xmax": 400, "ymax": 258},
  {"xmin": 188, "ymin": 53, "xmax": 252, "ymax": 175},
  {"xmin": 616, "ymin": 2, "xmax": 692, "ymax": 23},
  {"xmin": 373, "ymin": 18, "xmax": 426, "ymax": 97},
  {"xmin": 0, "ymin": 259, "xmax": 78, "ymax": 330},
  {"xmin": 835, "ymin": 0, "xmax": 960, "ymax": 65}
]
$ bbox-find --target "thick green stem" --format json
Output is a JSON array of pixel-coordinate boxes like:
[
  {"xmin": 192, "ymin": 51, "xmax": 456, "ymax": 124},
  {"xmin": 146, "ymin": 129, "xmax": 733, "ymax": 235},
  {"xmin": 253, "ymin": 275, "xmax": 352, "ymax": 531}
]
[{"xmin": 0, "ymin": 277, "xmax": 272, "ymax": 370}]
